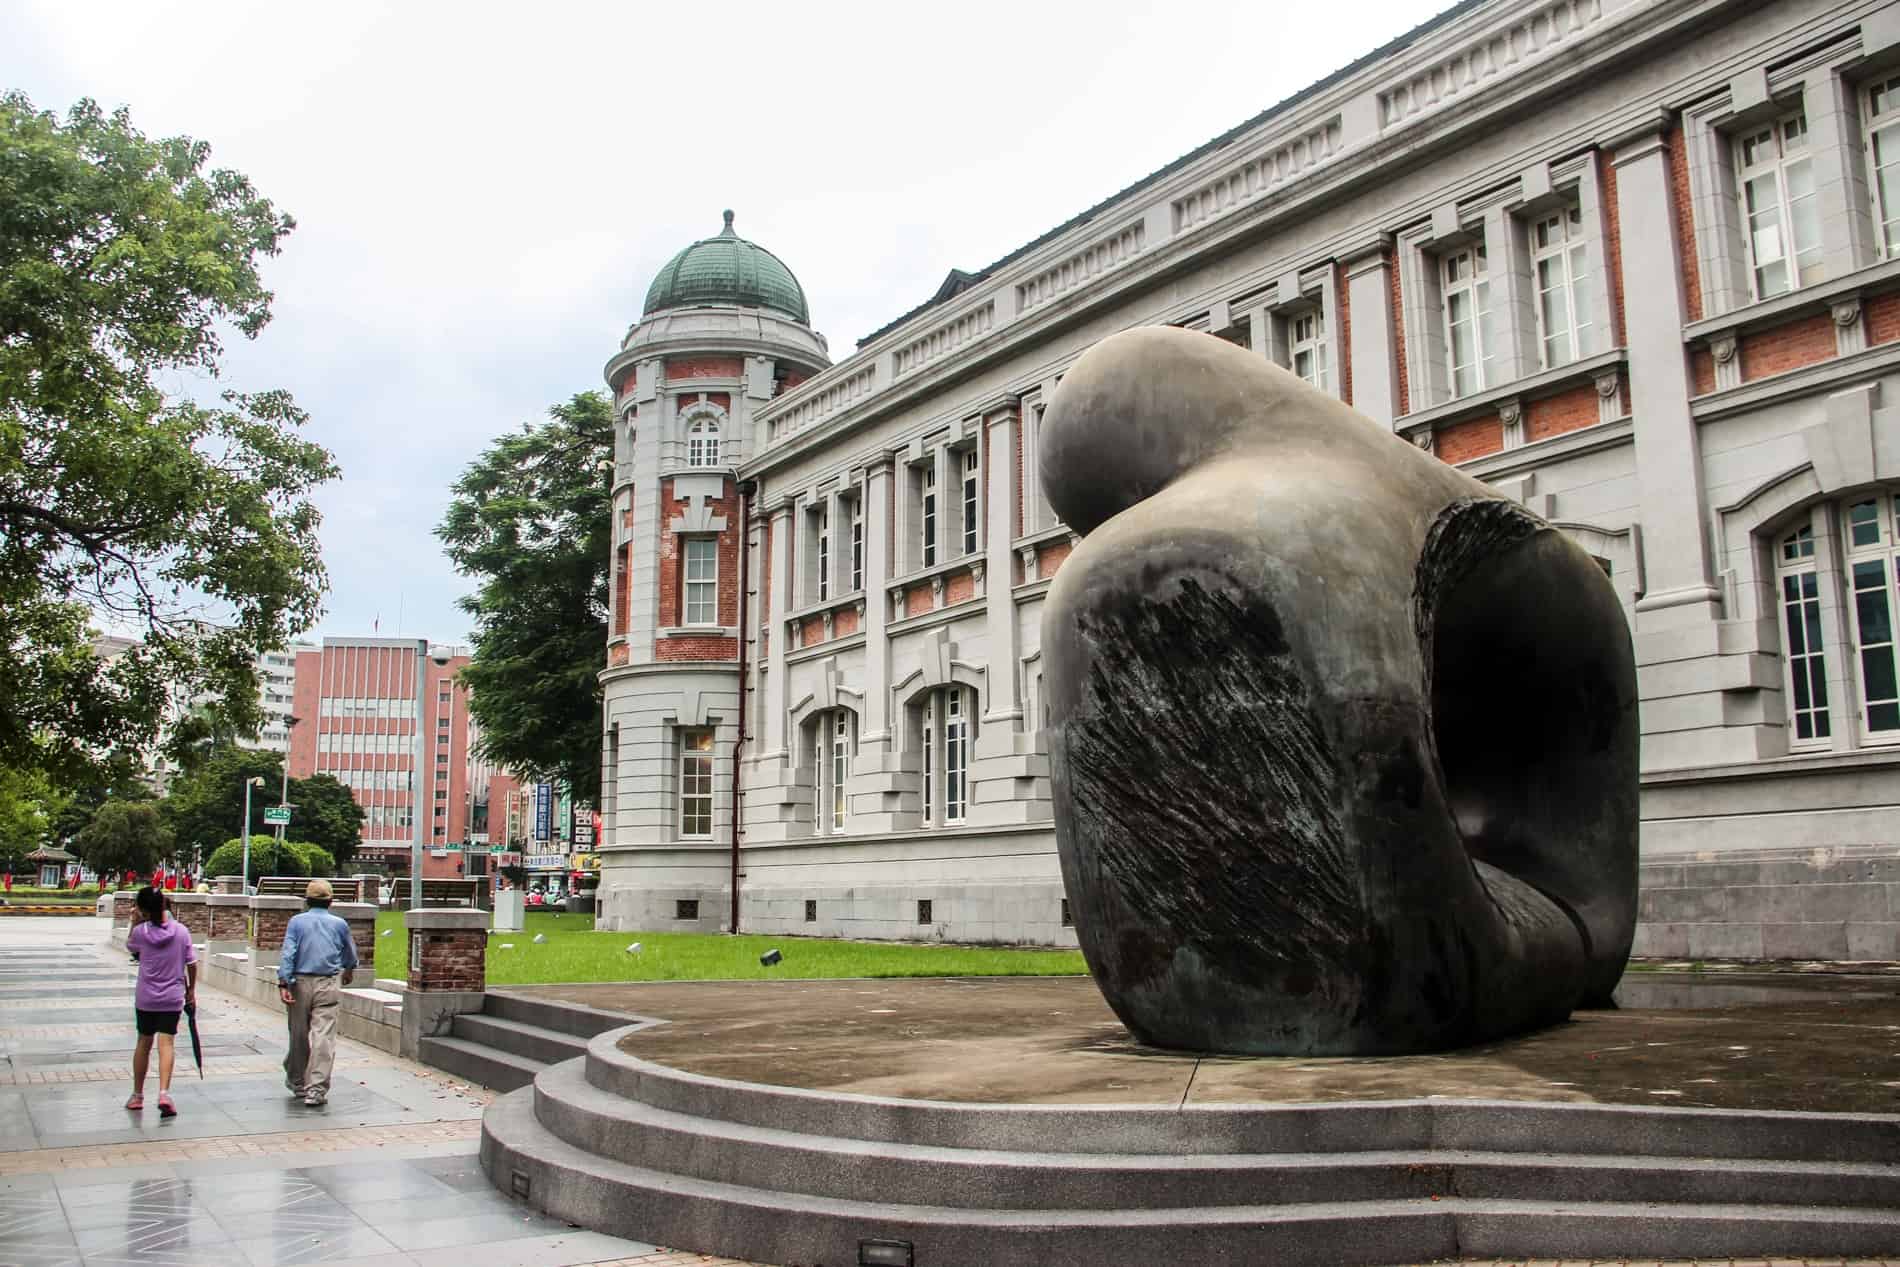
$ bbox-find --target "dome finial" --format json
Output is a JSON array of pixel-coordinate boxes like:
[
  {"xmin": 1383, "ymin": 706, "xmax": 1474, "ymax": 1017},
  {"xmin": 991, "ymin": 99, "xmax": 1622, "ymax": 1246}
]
[{"xmin": 721, "ymin": 209, "xmax": 736, "ymax": 236}]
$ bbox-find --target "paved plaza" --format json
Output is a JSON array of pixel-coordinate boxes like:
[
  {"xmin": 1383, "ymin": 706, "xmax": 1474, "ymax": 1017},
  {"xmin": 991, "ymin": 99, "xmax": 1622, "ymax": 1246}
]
[{"xmin": 0, "ymin": 918, "xmax": 741, "ymax": 1267}]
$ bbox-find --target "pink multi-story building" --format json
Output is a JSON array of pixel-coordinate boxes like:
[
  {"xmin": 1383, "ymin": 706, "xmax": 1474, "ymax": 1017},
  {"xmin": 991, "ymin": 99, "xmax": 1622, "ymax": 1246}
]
[{"xmin": 287, "ymin": 637, "xmax": 478, "ymax": 872}]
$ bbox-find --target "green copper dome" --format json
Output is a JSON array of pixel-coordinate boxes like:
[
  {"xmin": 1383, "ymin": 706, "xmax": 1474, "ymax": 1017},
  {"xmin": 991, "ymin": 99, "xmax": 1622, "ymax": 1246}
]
[{"xmin": 642, "ymin": 211, "xmax": 810, "ymax": 325}]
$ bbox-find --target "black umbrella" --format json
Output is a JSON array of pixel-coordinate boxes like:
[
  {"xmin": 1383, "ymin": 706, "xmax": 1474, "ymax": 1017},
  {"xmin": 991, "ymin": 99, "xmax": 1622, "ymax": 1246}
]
[{"xmin": 182, "ymin": 1000, "xmax": 204, "ymax": 1079}]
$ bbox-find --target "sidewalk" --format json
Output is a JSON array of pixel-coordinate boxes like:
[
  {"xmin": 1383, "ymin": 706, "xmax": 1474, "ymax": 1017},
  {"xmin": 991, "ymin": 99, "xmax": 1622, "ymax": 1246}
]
[{"xmin": 0, "ymin": 916, "xmax": 745, "ymax": 1267}]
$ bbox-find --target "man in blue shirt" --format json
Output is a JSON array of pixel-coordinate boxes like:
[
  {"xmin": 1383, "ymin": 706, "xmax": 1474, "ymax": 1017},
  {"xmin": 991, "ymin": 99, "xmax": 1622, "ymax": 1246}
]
[{"xmin": 278, "ymin": 878, "xmax": 359, "ymax": 1107}]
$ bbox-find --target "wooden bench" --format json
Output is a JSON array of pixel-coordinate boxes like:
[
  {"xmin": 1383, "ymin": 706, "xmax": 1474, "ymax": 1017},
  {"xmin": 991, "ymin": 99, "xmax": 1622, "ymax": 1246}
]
[
  {"xmin": 256, "ymin": 876, "xmax": 367, "ymax": 902},
  {"xmin": 388, "ymin": 877, "xmax": 486, "ymax": 910}
]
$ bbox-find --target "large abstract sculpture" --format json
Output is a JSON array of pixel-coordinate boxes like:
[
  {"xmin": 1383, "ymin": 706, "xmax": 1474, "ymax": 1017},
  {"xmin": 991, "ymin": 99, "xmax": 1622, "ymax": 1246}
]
[{"xmin": 1040, "ymin": 328, "xmax": 1638, "ymax": 1056}]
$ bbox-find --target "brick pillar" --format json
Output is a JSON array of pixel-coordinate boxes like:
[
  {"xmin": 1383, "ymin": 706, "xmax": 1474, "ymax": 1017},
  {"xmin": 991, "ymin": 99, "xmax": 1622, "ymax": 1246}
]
[
  {"xmin": 207, "ymin": 893, "xmax": 250, "ymax": 952},
  {"xmin": 211, "ymin": 875, "xmax": 246, "ymax": 894},
  {"xmin": 170, "ymin": 893, "xmax": 209, "ymax": 943},
  {"xmin": 400, "ymin": 908, "xmax": 487, "ymax": 1059},
  {"xmin": 248, "ymin": 895, "xmax": 304, "ymax": 970},
  {"xmin": 355, "ymin": 874, "xmax": 385, "ymax": 907},
  {"xmin": 335, "ymin": 901, "xmax": 378, "ymax": 976},
  {"xmin": 112, "ymin": 891, "xmax": 135, "ymax": 928}
]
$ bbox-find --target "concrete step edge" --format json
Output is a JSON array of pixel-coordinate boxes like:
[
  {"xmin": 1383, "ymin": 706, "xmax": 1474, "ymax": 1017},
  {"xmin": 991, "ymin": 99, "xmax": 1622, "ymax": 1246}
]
[
  {"xmin": 483, "ymin": 990, "xmax": 638, "ymax": 1038},
  {"xmin": 481, "ymin": 1091, "xmax": 1900, "ymax": 1267},
  {"xmin": 530, "ymin": 1059, "xmax": 1900, "ymax": 1211},
  {"xmin": 421, "ymin": 1034, "xmax": 544, "ymax": 1092},
  {"xmin": 452, "ymin": 1012, "xmax": 588, "ymax": 1060}
]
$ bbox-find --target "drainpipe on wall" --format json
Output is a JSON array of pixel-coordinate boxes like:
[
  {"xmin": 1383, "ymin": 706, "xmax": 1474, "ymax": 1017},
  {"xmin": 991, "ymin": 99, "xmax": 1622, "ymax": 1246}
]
[{"xmin": 731, "ymin": 479, "xmax": 756, "ymax": 935}]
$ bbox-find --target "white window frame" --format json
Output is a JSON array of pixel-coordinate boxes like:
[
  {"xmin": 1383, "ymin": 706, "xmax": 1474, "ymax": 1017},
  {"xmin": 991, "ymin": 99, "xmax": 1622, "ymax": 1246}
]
[
  {"xmin": 960, "ymin": 447, "xmax": 980, "ymax": 557},
  {"xmin": 1866, "ymin": 72, "xmax": 1900, "ymax": 258},
  {"xmin": 678, "ymin": 728, "xmax": 714, "ymax": 839},
  {"xmin": 1289, "ymin": 307, "xmax": 1328, "ymax": 391},
  {"xmin": 810, "ymin": 708, "xmax": 855, "ymax": 834},
  {"xmin": 1530, "ymin": 203, "xmax": 1595, "ymax": 369},
  {"xmin": 683, "ymin": 537, "xmax": 718, "ymax": 627},
  {"xmin": 916, "ymin": 685, "xmax": 973, "ymax": 826},
  {"xmin": 1441, "ymin": 242, "xmax": 1494, "ymax": 399},
  {"xmin": 1775, "ymin": 522, "xmax": 1830, "ymax": 748},
  {"xmin": 816, "ymin": 502, "xmax": 831, "ymax": 603},
  {"xmin": 921, "ymin": 462, "xmax": 938, "ymax": 568},
  {"xmin": 685, "ymin": 416, "xmax": 722, "ymax": 469},
  {"xmin": 1842, "ymin": 495, "xmax": 1900, "ymax": 741},
  {"xmin": 849, "ymin": 494, "xmax": 864, "ymax": 593},
  {"xmin": 1735, "ymin": 107, "xmax": 1821, "ymax": 300}
]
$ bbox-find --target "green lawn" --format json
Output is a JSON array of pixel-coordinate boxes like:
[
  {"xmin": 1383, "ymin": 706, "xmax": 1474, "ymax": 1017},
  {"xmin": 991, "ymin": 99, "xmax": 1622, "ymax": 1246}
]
[{"xmin": 371, "ymin": 909, "xmax": 1087, "ymax": 985}]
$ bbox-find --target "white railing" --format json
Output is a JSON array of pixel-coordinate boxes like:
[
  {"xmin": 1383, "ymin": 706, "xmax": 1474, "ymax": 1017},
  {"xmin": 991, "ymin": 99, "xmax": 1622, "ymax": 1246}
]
[
  {"xmin": 1017, "ymin": 222, "xmax": 1147, "ymax": 314},
  {"xmin": 769, "ymin": 363, "xmax": 878, "ymax": 442},
  {"xmin": 893, "ymin": 302, "xmax": 996, "ymax": 378},
  {"xmin": 1378, "ymin": 0, "xmax": 1605, "ymax": 129},
  {"xmin": 1172, "ymin": 115, "xmax": 1343, "ymax": 234}
]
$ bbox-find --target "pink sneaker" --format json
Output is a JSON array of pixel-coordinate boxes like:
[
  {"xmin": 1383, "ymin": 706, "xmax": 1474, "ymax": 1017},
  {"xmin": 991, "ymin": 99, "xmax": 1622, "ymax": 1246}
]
[
  {"xmin": 157, "ymin": 1093, "xmax": 176, "ymax": 1118},
  {"xmin": 124, "ymin": 1093, "xmax": 143, "ymax": 1111}
]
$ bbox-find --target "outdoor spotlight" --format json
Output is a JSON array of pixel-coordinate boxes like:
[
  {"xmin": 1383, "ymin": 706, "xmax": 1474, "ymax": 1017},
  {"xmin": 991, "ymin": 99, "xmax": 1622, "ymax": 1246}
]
[
  {"xmin": 759, "ymin": 948, "xmax": 782, "ymax": 967},
  {"xmin": 625, "ymin": 942, "xmax": 642, "ymax": 954},
  {"xmin": 858, "ymin": 1240, "xmax": 913, "ymax": 1267},
  {"xmin": 380, "ymin": 929, "xmax": 392, "ymax": 937},
  {"xmin": 532, "ymin": 933, "xmax": 547, "ymax": 944},
  {"xmin": 499, "ymin": 943, "xmax": 514, "ymax": 950}
]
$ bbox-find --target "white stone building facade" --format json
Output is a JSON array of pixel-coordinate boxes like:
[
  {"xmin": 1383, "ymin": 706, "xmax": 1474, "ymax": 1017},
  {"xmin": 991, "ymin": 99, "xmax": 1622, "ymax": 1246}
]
[{"xmin": 598, "ymin": 0, "xmax": 1900, "ymax": 960}]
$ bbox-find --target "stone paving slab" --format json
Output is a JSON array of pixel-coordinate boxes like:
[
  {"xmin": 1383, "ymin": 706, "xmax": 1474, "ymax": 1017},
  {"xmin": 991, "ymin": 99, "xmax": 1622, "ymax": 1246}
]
[{"xmin": 522, "ymin": 973, "xmax": 1900, "ymax": 1112}]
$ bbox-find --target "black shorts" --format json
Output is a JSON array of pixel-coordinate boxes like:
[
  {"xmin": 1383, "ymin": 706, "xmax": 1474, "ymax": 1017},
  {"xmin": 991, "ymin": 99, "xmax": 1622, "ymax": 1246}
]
[{"xmin": 135, "ymin": 1008, "xmax": 180, "ymax": 1037}]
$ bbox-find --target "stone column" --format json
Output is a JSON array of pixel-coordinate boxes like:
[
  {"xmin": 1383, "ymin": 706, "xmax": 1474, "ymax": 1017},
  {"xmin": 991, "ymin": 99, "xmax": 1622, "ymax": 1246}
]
[
  {"xmin": 211, "ymin": 875, "xmax": 246, "ymax": 895},
  {"xmin": 207, "ymin": 893, "xmax": 250, "ymax": 954},
  {"xmin": 761, "ymin": 499, "xmax": 794, "ymax": 762},
  {"xmin": 170, "ymin": 893, "xmax": 209, "ymax": 945},
  {"xmin": 335, "ymin": 901, "xmax": 379, "ymax": 973},
  {"xmin": 355, "ymin": 874, "xmax": 385, "ymax": 906},
  {"xmin": 248, "ymin": 895, "xmax": 305, "ymax": 971},
  {"xmin": 111, "ymin": 891, "xmax": 134, "ymax": 928},
  {"xmin": 1342, "ymin": 237, "xmax": 1399, "ymax": 426},
  {"xmin": 400, "ymin": 908, "xmax": 487, "ymax": 1058},
  {"xmin": 862, "ymin": 457, "xmax": 895, "ymax": 745},
  {"xmin": 982, "ymin": 408, "xmax": 1022, "ymax": 731},
  {"xmin": 1612, "ymin": 117, "xmax": 1721, "ymax": 627}
]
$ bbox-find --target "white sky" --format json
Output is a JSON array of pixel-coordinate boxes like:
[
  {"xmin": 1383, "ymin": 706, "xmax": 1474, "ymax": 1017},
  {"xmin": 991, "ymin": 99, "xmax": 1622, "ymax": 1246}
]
[{"xmin": 5, "ymin": 0, "xmax": 1435, "ymax": 645}]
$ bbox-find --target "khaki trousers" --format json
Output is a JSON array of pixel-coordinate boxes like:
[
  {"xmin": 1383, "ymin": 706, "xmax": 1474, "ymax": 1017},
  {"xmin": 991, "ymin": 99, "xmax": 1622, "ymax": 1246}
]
[{"xmin": 284, "ymin": 974, "xmax": 341, "ymax": 1098}]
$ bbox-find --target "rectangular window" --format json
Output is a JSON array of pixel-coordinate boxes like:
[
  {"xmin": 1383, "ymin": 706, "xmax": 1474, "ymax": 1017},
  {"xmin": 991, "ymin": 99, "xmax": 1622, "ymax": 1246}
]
[
  {"xmin": 683, "ymin": 537, "xmax": 718, "ymax": 626},
  {"xmin": 675, "ymin": 898, "xmax": 699, "ymax": 920},
  {"xmin": 1868, "ymin": 75, "xmax": 1900, "ymax": 256},
  {"xmin": 849, "ymin": 495, "xmax": 864, "ymax": 592},
  {"xmin": 1442, "ymin": 244, "xmax": 1493, "ymax": 398},
  {"xmin": 1737, "ymin": 109, "xmax": 1821, "ymax": 299},
  {"xmin": 831, "ymin": 709, "xmax": 851, "ymax": 830},
  {"xmin": 816, "ymin": 503, "xmax": 831, "ymax": 603},
  {"xmin": 961, "ymin": 448, "xmax": 979, "ymax": 557},
  {"xmin": 921, "ymin": 694, "xmax": 934, "ymax": 825},
  {"xmin": 944, "ymin": 687, "xmax": 968, "ymax": 824},
  {"xmin": 679, "ymin": 729, "xmax": 714, "ymax": 837},
  {"xmin": 921, "ymin": 464, "xmax": 937, "ymax": 568},
  {"xmin": 1290, "ymin": 309, "xmax": 1328, "ymax": 391},
  {"xmin": 1531, "ymin": 205, "xmax": 1595, "ymax": 369}
]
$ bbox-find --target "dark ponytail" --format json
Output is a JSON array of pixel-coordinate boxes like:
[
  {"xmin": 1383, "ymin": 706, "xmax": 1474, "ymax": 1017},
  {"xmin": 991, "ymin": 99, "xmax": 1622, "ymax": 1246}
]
[{"xmin": 134, "ymin": 885, "xmax": 166, "ymax": 923}]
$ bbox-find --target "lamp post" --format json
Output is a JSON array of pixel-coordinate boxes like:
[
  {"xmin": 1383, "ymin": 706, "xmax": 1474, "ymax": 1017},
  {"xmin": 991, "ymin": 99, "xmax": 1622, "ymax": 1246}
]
[
  {"xmin": 239, "ymin": 775, "xmax": 265, "ymax": 891},
  {"xmin": 275, "ymin": 716, "xmax": 300, "ymax": 860}
]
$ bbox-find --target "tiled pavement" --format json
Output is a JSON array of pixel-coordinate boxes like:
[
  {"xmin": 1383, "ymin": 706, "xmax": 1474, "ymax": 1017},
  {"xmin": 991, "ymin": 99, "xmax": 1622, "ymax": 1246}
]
[{"xmin": 3, "ymin": 922, "xmax": 1891, "ymax": 1267}]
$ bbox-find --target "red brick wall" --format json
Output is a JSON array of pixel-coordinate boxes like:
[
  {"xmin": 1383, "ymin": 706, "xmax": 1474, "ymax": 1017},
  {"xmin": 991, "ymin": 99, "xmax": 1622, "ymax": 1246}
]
[
  {"xmin": 800, "ymin": 614, "xmax": 826, "ymax": 645},
  {"xmin": 1038, "ymin": 540, "xmax": 1073, "ymax": 580},
  {"xmin": 1435, "ymin": 416, "xmax": 1503, "ymax": 464},
  {"xmin": 1013, "ymin": 410, "xmax": 1025, "ymax": 540},
  {"xmin": 1691, "ymin": 347, "xmax": 1716, "ymax": 396},
  {"xmin": 1740, "ymin": 314, "xmax": 1835, "ymax": 382},
  {"xmin": 1870, "ymin": 292, "xmax": 1900, "ymax": 346},
  {"xmin": 655, "ymin": 476, "xmax": 739, "ymax": 660},
  {"xmin": 905, "ymin": 584, "xmax": 933, "ymax": 618},
  {"xmin": 659, "ymin": 636, "xmax": 738, "ymax": 661},
  {"xmin": 781, "ymin": 369, "xmax": 810, "ymax": 392},
  {"xmin": 944, "ymin": 569, "xmax": 976, "ymax": 605},
  {"xmin": 1596, "ymin": 149, "xmax": 1627, "ymax": 348},
  {"xmin": 1335, "ymin": 262, "xmax": 1353, "ymax": 408},
  {"xmin": 208, "ymin": 902, "xmax": 247, "ymax": 941},
  {"xmin": 834, "ymin": 606, "xmax": 860, "ymax": 637},
  {"xmin": 608, "ymin": 642, "xmax": 630, "ymax": 668},
  {"xmin": 613, "ymin": 543, "xmax": 631, "ymax": 634},
  {"xmin": 1666, "ymin": 124, "xmax": 1701, "ymax": 323},
  {"xmin": 759, "ymin": 519, "xmax": 772, "ymax": 622},
  {"xmin": 251, "ymin": 906, "xmax": 293, "ymax": 952},
  {"xmin": 1388, "ymin": 252, "xmax": 1409, "ymax": 417},
  {"xmin": 666, "ymin": 356, "xmax": 743, "ymax": 382},
  {"xmin": 112, "ymin": 892, "xmax": 135, "ymax": 927},
  {"xmin": 343, "ymin": 912, "xmax": 375, "ymax": 966},
  {"xmin": 408, "ymin": 927, "xmax": 485, "ymax": 993},
  {"xmin": 1525, "ymin": 384, "xmax": 1600, "ymax": 442},
  {"xmin": 172, "ymin": 899, "xmax": 209, "ymax": 941}
]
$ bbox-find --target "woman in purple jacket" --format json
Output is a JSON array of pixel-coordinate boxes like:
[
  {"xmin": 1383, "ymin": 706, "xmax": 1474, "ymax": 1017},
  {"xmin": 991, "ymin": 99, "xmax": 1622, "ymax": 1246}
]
[{"xmin": 125, "ymin": 886, "xmax": 196, "ymax": 1117}]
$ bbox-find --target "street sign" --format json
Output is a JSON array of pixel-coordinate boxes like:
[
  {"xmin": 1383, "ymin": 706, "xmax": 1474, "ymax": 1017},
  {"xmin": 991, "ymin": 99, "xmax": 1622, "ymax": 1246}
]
[
  {"xmin": 533, "ymin": 783, "xmax": 553, "ymax": 842},
  {"xmin": 263, "ymin": 806, "xmax": 292, "ymax": 826}
]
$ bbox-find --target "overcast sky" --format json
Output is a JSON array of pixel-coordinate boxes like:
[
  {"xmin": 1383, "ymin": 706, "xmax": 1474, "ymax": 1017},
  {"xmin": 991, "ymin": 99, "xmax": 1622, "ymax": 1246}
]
[{"xmin": 6, "ymin": 0, "xmax": 1429, "ymax": 647}]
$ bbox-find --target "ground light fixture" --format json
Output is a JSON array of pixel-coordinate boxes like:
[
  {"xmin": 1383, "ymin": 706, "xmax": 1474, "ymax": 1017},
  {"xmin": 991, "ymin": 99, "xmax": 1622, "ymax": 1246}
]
[
  {"xmin": 857, "ymin": 1239, "xmax": 913, "ymax": 1267},
  {"xmin": 759, "ymin": 948, "xmax": 782, "ymax": 967}
]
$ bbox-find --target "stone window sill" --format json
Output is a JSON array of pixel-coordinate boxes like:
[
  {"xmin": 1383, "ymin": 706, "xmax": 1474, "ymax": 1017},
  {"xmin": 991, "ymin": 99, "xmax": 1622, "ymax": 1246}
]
[
  {"xmin": 1683, "ymin": 256, "xmax": 1900, "ymax": 344},
  {"xmin": 1398, "ymin": 348, "xmax": 1626, "ymax": 435}
]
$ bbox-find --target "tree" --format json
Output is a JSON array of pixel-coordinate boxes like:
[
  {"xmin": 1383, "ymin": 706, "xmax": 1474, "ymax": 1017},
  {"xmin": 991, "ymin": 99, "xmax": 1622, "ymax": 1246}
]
[
  {"xmin": 203, "ymin": 834, "xmax": 304, "ymax": 883},
  {"xmin": 0, "ymin": 765, "xmax": 67, "ymax": 875},
  {"xmin": 161, "ymin": 701, "xmax": 256, "ymax": 779},
  {"xmin": 0, "ymin": 94, "xmax": 338, "ymax": 787},
  {"xmin": 74, "ymin": 799, "xmax": 170, "ymax": 879},
  {"xmin": 290, "ymin": 774, "xmax": 362, "ymax": 866},
  {"xmin": 48, "ymin": 748, "xmax": 152, "ymax": 845},
  {"xmin": 159, "ymin": 747, "xmax": 282, "ymax": 857},
  {"xmin": 438, "ymin": 392, "xmax": 611, "ymax": 802}
]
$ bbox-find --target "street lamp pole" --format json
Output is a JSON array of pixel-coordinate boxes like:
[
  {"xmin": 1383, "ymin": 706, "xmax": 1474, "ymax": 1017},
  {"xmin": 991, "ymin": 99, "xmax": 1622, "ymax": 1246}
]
[
  {"xmin": 239, "ymin": 776, "xmax": 264, "ymax": 889},
  {"xmin": 412, "ymin": 640, "xmax": 427, "ymax": 911},
  {"xmin": 275, "ymin": 716, "xmax": 300, "ymax": 864}
]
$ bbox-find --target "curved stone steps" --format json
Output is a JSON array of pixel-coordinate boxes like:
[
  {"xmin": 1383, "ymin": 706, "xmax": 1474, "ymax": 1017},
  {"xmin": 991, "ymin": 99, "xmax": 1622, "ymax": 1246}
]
[
  {"xmin": 532, "ymin": 1056, "xmax": 1900, "ymax": 1213},
  {"xmin": 482, "ymin": 1087, "xmax": 1900, "ymax": 1267}
]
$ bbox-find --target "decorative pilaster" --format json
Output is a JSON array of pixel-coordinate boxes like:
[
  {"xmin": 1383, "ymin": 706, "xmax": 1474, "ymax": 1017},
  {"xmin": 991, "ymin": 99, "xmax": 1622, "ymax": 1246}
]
[
  {"xmin": 761, "ymin": 499, "xmax": 793, "ymax": 761},
  {"xmin": 1709, "ymin": 332, "xmax": 1741, "ymax": 391},
  {"xmin": 1834, "ymin": 297, "xmax": 1867, "ymax": 357}
]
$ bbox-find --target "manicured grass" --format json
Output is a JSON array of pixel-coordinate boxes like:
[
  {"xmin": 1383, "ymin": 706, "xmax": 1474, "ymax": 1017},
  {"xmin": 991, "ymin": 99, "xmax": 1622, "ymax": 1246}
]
[{"xmin": 371, "ymin": 909, "xmax": 1086, "ymax": 985}]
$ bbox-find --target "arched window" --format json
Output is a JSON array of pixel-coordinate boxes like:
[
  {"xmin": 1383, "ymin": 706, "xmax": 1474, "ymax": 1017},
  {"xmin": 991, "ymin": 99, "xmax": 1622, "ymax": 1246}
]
[
  {"xmin": 1772, "ymin": 492, "xmax": 1900, "ymax": 749},
  {"xmin": 807, "ymin": 708, "xmax": 856, "ymax": 834},
  {"xmin": 685, "ymin": 416, "xmax": 722, "ymax": 468},
  {"xmin": 1775, "ymin": 522, "xmax": 1829, "ymax": 744}
]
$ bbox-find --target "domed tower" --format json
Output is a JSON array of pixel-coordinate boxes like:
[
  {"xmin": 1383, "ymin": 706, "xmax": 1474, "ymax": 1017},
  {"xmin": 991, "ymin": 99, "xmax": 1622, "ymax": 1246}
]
[{"xmin": 597, "ymin": 212, "xmax": 829, "ymax": 929}]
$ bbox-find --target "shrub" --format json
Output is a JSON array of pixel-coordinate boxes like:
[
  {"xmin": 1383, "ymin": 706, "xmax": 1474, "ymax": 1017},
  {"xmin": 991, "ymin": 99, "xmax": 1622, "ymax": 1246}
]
[
  {"xmin": 202, "ymin": 836, "xmax": 307, "ymax": 883},
  {"xmin": 288, "ymin": 842, "xmax": 335, "ymax": 877}
]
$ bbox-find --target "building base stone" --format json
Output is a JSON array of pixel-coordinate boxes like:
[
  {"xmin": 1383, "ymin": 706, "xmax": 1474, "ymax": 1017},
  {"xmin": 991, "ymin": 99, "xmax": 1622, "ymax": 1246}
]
[{"xmin": 1632, "ymin": 845, "xmax": 1899, "ymax": 962}]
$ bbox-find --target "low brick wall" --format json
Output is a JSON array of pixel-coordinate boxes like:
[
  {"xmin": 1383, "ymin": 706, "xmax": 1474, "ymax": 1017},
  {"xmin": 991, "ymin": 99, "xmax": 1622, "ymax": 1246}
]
[
  {"xmin": 200, "ymin": 952, "xmax": 403, "ymax": 1055},
  {"xmin": 170, "ymin": 893, "xmax": 209, "ymax": 942},
  {"xmin": 405, "ymin": 908, "xmax": 487, "ymax": 993},
  {"xmin": 336, "ymin": 902, "xmax": 378, "ymax": 971},
  {"xmin": 207, "ymin": 894, "xmax": 249, "ymax": 946},
  {"xmin": 111, "ymin": 891, "xmax": 135, "ymax": 927},
  {"xmin": 248, "ymin": 895, "xmax": 304, "ymax": 969},
  {"xmin": 1633, "ymin": 846, "xmax": 1900, "ymax": 961}
]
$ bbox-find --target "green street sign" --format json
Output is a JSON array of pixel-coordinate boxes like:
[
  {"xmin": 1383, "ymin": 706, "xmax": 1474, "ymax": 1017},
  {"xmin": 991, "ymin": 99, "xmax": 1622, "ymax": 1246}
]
[{"xmin": 263, "ymin": 806, "xmax": 291, "ymax": 826}]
